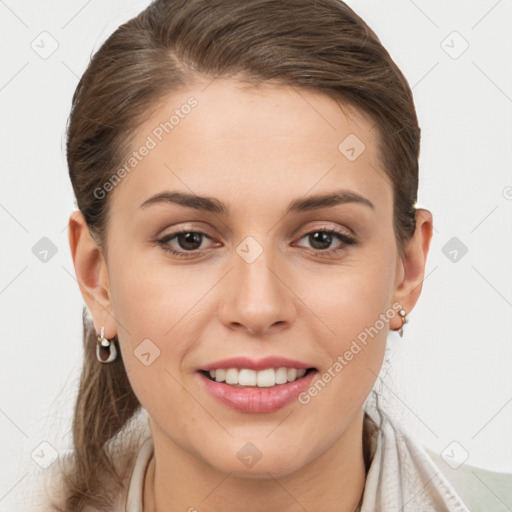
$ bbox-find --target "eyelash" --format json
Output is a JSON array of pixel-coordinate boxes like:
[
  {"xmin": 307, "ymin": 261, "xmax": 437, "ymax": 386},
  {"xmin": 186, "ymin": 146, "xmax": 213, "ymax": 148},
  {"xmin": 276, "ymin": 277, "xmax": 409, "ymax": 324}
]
[{"xmin": 156, "ymin": 228, "xmax": 357, "ymax": 259}]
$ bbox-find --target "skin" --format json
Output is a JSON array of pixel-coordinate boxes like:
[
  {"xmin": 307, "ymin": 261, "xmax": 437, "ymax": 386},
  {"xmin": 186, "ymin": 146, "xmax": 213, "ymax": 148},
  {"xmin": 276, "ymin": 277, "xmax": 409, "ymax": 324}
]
[{"xmin": 69, "ymin": 78, "xmax": 433, "ymax": 512}]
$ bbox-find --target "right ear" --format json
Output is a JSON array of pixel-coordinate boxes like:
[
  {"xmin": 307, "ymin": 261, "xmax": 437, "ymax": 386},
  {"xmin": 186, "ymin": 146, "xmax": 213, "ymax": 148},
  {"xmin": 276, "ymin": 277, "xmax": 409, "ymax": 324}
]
[{"xmin": 67, "ymin": 210, "xmax": 117, "ymax": 339}]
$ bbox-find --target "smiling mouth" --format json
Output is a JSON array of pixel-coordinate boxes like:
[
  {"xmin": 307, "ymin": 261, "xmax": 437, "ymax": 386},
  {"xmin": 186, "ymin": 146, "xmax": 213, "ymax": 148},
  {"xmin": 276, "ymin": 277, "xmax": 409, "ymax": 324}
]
[{"xmin": 198, "ymin": 367, "xmax": 317, "ymax": 388}]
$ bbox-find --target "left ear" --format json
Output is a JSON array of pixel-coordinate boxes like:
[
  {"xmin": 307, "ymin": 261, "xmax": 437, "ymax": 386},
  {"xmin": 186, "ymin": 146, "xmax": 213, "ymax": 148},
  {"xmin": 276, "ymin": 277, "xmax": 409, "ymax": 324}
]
[{"xmin": 390, "ymin": 208, "xmax": 434, "ymax": 331}]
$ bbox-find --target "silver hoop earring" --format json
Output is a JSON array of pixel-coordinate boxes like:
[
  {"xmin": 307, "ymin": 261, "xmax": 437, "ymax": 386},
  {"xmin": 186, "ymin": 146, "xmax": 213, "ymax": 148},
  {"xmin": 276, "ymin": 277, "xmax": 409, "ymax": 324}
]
[
  {"xmin": 397, "ymin": 309, "xmax": 408, "ymax": 338},
  {"xmin": 96, "ymin": 326, "xmax": 118, "ymax": 363}
]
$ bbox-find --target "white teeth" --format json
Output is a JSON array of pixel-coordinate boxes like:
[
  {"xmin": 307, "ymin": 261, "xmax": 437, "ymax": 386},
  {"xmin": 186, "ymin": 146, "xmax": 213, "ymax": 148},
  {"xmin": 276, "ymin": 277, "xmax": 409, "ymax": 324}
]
[
  {"xmin": 206, "ymin": 367, "xmax": 310, "ymax": 387},
  {"xmin": 225, "ymin": 368, "xmax": 238, "ymax": 385},
  {"xmin": 238, "ymin": 369, "xmax": 257, "ymax": 386},
  {"xmin": 275, "ymin": 367, "xmax": 288, "ymax": 384},
  {"xmin": 257, "ymin": 368, "xmax": 275, "ymax": 387}
]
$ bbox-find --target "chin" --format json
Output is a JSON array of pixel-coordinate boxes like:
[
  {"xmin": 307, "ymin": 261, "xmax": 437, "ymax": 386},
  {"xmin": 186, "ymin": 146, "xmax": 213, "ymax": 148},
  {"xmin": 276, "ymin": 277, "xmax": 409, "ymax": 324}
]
[{"xmin": 206, "ymin": 449, "xmax": 308, "ymax": 479}]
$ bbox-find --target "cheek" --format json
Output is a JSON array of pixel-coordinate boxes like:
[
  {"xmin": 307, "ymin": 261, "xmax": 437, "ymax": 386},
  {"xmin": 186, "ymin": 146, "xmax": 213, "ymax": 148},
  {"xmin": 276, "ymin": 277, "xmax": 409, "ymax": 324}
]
[
  {"xmin": 330, "ymin": 268, "xmax": 393, "ymax": 344},
  {"xmin": 294, "ymin": 267, "xmax": 392, "ymax": 443},
  {"xmin": 303, "ymin": 246, "xmax": 396, "ymax": 397},
  {"xmin": 107, "ymin": 247, "xmax": 195, "ymax": 341},
  {"xmin": 307, "ymin": 247, "xmax": 396, "ymax": 344},
  {"xmin": 106, "ymin": 249, "xmax": 214, "ymax": 398},
  {"xmin": 106, "ymin": 254, "xmax": 195, "ymax": 426},
  {"xmin": 108, "ymin": 264, "xmax": 158, "ymax": 343}
]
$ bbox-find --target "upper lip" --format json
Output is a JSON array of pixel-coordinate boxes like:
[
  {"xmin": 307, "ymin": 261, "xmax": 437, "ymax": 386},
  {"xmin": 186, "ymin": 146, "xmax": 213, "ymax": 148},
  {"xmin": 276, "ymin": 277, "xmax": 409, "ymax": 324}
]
[{"xmin": 199, "ymin": 356, "xmax": 315, "ymax": 372}]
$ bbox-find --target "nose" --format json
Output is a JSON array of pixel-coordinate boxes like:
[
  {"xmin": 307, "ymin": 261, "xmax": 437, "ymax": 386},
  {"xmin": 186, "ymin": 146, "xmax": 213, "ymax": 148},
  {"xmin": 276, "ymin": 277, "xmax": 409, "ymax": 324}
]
[{"xmin": 218, "ymin": 243, "xmax": 297, "ymax": 336}]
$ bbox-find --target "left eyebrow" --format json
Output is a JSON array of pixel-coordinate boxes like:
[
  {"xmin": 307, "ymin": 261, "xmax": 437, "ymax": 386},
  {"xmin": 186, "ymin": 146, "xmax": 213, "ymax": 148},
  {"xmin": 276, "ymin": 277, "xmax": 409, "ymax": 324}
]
[
  {"xmin": 139, "ymin": 189, "xmax": 375, "ymax": 215},
  {"xmin": 286, "ymin": 190, "xmax": 375, "ymax": 214}
]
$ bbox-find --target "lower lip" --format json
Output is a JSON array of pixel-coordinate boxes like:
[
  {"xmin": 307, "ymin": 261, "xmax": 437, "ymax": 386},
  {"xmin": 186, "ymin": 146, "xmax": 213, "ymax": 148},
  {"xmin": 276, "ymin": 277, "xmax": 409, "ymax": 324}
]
[{"xmin": 197, "ymin": 370, "xmax": 318, "ymax": 413}]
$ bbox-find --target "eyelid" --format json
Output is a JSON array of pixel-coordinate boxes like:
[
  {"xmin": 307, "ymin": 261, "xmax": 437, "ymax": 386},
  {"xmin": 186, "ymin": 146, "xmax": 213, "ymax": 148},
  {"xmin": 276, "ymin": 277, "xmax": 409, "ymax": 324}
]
[
  {"xmin": 294, "ymin": 221, "xmax": 356, "ymax": 240},
  {"xmin": 157, "ymin": 222, "xmax": 217, "ymax": 239}
]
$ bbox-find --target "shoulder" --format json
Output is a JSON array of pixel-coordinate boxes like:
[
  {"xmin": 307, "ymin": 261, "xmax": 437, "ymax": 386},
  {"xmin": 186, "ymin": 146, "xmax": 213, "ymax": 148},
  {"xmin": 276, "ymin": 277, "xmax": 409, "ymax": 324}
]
[
  {"xmin": 362, "ymin": 407, "xmax": 469, "ymax": 511},
  {"xmin": 14, "ymin": 408, "xmax": 152, "ymax": 512},
  {"xmin": 12, "ymin": 449, "xmax": 74, "ymax": 512},
  {"xmin": 425, "ymin": 446, "xmax": 512, "ymax": 512}
]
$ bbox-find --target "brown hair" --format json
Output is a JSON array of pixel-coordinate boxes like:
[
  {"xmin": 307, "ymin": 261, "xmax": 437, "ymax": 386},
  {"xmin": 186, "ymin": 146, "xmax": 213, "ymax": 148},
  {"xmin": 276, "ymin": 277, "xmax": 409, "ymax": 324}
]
[{"xmin": 60, "ymin": 0, "xmax": 420, "ymax": 510}]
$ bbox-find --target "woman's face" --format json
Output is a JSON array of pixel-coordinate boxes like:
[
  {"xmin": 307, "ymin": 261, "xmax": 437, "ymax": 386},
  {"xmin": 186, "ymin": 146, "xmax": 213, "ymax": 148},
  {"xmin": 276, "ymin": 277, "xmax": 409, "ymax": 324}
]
[{"xmin": 101, "ymin": 79, "xmax": 405, "ymax": 475}]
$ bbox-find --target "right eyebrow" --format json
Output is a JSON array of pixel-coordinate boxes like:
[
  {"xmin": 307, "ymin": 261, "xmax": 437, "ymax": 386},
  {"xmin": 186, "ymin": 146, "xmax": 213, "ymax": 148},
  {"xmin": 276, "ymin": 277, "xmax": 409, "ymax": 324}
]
[{"xmin": 140, "ymin": 191, "xmax": 227, "ymax": 214}]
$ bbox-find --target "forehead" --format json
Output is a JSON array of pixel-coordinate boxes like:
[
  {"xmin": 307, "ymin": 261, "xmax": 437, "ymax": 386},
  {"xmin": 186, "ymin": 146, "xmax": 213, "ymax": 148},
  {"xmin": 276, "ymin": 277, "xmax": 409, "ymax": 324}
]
[{"xmin": 108, "ymin": 78, "xmax": 391, "ymax": 216}]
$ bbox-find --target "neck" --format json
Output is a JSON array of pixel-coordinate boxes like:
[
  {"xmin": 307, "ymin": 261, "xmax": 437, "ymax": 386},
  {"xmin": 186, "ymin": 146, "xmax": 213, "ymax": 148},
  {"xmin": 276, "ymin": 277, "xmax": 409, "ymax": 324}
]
[{"xmin": 143, "ymin": 410, "xmax": 367, "ymax": 512}]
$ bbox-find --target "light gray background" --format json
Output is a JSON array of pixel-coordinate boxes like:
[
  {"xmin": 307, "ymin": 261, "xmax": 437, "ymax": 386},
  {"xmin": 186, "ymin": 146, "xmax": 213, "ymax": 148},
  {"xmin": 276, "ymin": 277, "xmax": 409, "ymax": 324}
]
[{"xmin": 1, "ymin": 0, "xmax": 511, "ymax": 509}]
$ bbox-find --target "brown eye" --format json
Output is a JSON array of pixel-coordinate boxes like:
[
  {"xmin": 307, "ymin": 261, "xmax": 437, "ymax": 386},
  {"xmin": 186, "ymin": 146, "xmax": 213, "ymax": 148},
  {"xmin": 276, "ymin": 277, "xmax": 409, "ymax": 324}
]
[
  {"xmin": 174, "ymin": 232, "xmax": 204, "ymax": 251},
  {"xmin": 296, "ymin": 229, "xmax": 357, "ymax": 255},
  {"xmin": 158, "ymin": 230, "xmax": 216, "ymax": 258},
  {"xmin": 308, "ymin": 231, "xmax": 335, "ymax": 250}
]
